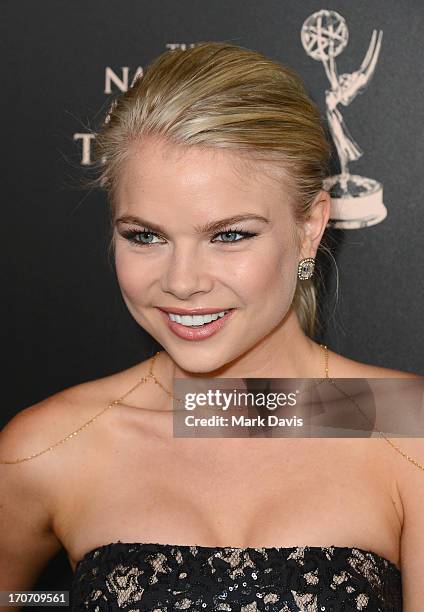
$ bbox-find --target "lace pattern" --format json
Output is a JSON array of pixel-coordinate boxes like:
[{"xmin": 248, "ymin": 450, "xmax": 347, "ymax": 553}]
[{"xmin": 71, "ymin": 541, "xmax": 402, "ymax": 611}]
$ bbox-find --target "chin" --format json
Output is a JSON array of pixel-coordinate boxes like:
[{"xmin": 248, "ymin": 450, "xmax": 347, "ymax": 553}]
[{"xmin": 168, "ymin": 347, "xmax": 232, "ymax": 376}]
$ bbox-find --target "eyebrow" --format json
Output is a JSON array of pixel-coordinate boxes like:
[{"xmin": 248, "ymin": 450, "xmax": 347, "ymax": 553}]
[{"xmin": 114, "ymin": 213, "xmax": 270, "ymax": 234}]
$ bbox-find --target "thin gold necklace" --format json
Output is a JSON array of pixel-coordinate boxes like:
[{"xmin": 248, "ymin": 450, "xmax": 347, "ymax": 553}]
[{"xmin": 1, "ymin": 344, "xmax": 423, "ymax": 470}]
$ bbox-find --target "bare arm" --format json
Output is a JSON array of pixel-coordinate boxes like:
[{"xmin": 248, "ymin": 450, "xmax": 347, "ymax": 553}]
[
  {"xmin": 397, "ymin": 438, "xmax": 424, "ymax": 611},
  {"xmin": 0, "ymin": 404, "xmax": 64, "ymax": 609}
]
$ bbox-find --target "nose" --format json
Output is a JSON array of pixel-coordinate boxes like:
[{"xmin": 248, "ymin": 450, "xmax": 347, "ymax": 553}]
[{"xmin": 161, "ymin": 243, "xmax": 214, "ymax": 299}]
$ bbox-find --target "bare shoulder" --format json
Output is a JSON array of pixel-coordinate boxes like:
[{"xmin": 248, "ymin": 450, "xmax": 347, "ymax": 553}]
[
  {"xmin": 328, "ymin": 350, "xmax": 424, "ymax": 598},
  {"xmin": 0, "ymin": 356, "xmax": 154, "ymax": 467},
  {"xmin": 327, "ymin": 348, "xmax": 423, "ymax": 379},
  {"xmin": 333, "ymin": 349, "xmax": 424, "ymax": 580},
  {"xmin": 393, "ymin": 433, "xmax": 424, "ymax": 603},
  {"xmin": 0, "ymin": 390, "xmax": 78, "ymax": 467}
]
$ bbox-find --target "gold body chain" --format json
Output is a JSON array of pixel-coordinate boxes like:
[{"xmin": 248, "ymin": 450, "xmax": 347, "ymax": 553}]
[{"xmin": 1, "ymin": 344, "xmax": 423, "ymax": 470}]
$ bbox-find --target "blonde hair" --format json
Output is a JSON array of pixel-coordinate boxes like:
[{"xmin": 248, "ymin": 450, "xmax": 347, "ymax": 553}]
[{"xmin": 91, "ymin": 41, "xmax": 332, "ymax": 338}]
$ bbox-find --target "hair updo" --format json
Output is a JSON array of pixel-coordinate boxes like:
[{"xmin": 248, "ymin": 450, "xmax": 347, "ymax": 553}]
[{"xmin": 90, "ymin": 41, "xmax": 332, "ymax": 339}]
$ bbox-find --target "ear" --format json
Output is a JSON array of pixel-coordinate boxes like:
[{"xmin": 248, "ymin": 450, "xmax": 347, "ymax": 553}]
[{"xmin": 299, "ymin": 190, "xmax": 331, "ymax": 258}]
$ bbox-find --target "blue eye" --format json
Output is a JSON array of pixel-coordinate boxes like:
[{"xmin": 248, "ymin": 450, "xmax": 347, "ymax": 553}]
[
  {"xmin": 120, "ymin": 226, "xmax": 258, "ymax": 247},
  {"xmin": 212, "ymin": 228, "xmax": 257, "ymax": 243},
  {"xmin": 122, "ymin": 229, "xmax": 160, "ymax": 245}
]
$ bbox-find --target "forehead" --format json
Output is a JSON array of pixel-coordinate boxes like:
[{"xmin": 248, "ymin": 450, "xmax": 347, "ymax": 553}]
[{"xmin": 114, "ymin": 135, "xmax": 293, "ymax": 212}]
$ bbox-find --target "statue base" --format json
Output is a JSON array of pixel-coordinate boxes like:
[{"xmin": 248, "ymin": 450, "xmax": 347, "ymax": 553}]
[{"xmin": 324, "ymin": 173, "xmax": 387, "ymax": 229}]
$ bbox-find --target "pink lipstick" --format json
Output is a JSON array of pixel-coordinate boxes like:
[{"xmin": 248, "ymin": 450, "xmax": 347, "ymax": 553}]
[{"xmin": 157, "ymin": 308, "xmax": 235, "ymax": 341}]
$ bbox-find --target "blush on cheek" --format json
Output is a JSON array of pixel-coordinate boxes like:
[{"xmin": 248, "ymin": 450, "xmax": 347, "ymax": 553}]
[
  {"xmin": 258, "ymin": 254, "xmax": 297, "ymax": 317},
  {"xmin": 114, "ymin": 253, "xmax": 146, "ymax": 307}
]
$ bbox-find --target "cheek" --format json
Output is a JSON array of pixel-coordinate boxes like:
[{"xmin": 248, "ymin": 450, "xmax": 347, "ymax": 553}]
[
  {"xmin": 233, "ymin": 245, "xmax": 297, "ymax": 302},
  {"xmin": 242, "ymin": 250, "xmax": 298, "ymax": 341},
  {"xmin": 114, "ymin": 249, "xmax": 150, "ymax": 304}
]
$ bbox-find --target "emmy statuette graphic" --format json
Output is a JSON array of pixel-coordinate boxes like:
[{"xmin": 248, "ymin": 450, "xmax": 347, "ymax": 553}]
[{"xmin": 301, "ymin": 10, "xmax": 385, "ymax": 229}]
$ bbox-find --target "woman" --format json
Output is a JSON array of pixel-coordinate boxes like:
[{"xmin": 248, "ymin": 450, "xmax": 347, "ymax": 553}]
[{"xmin": 1, "ymin": 42, "xmax": 423, "ymax": 611}]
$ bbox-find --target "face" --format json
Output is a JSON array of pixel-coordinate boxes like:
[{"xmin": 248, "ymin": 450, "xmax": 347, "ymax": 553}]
[{"xmin": 113, "ymin": 135, "xmax": 322, "ymax": 374}]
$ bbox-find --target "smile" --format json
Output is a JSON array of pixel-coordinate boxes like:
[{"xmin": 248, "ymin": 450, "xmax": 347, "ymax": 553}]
[
  {"xmin": 168, "ymin": 310, "xmax": 229, "ymax": 326},
  {"xmin": 157, "ymin": 308, "xmax": 235, "ymax": 341}
]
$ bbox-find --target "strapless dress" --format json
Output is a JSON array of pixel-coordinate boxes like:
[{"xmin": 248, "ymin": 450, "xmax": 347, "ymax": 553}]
[{"xmin": 71, "ymin": 541, "xmax": 402, "ymax": 611}]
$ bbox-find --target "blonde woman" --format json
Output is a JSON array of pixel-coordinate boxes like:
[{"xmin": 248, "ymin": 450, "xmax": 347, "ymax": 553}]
[{"xmin": 1, "ymin": 42, "xmax": 423, "ymax": 611}]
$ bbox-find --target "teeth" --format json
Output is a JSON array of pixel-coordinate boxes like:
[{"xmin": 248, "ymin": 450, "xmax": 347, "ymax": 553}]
[{"xmin": 168, "ymin": 310, "xmax": 229, "ymax": 326}]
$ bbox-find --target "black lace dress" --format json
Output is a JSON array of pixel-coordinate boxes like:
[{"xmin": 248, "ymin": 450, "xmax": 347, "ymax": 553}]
[{"xmin": 71, "ymin": 541, "xmax": 402, "ymax": 611}]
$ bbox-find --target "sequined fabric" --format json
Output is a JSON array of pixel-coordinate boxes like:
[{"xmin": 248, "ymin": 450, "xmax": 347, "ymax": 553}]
[{"xmin": 71, "ymin": 541, "xmax": 402, "ymax": 611}]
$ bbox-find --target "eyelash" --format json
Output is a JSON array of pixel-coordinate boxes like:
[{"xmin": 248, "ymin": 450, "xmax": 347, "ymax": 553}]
[{"xmin": 120, "ymin": 226, "xmax": 258, "ymax": 247}]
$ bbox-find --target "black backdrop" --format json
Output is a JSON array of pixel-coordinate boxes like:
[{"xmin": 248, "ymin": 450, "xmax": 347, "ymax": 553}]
[{"xmin": 3, "ymin": 0, "xmax": 424, "ymax": 596}]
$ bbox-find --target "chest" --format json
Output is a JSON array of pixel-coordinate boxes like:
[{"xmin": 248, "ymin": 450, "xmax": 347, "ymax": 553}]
[{"xmin": 54, "ymin": 417, "xmax": 402, "ymax": 571}]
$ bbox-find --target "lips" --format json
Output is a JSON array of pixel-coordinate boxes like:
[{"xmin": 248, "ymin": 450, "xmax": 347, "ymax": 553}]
[
  {"xmin": 158, "ymin": 307, "xmax": 230, "ymax": 315},
  {"xmin": 158, "ymin": 308, "xmax": 235, "ymax": 341}
]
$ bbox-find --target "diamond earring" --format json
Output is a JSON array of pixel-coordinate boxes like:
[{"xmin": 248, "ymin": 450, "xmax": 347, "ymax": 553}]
[{"xmin": 297, "ymin": 257, "xmax": 315, "ymax": 280}]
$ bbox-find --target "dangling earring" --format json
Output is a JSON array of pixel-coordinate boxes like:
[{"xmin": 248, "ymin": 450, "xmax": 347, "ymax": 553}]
[{"xmin": 297, "ymin": 257, "xmax": 315, "ymax": 280}]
